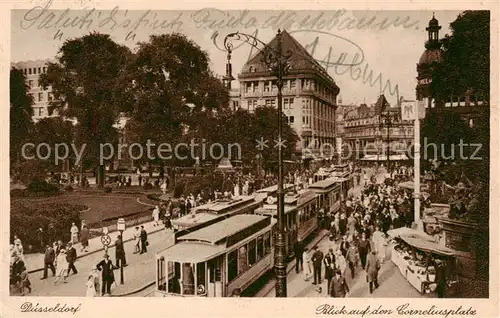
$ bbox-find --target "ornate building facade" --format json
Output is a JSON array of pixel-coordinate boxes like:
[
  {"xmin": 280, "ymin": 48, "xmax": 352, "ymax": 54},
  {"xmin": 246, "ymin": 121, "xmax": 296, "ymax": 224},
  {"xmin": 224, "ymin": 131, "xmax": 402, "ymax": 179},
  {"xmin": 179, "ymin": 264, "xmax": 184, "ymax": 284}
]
[
  {"xmin": 416, "ymin": 14, "xmax": 488, "ymax": 128},
  {"xmin": 343, "ymin": 95, "xmax": 414, "ymax": 160},
  {"xmin": 227, "ymin": 31, "xmax": 340, "ymax": 157}
]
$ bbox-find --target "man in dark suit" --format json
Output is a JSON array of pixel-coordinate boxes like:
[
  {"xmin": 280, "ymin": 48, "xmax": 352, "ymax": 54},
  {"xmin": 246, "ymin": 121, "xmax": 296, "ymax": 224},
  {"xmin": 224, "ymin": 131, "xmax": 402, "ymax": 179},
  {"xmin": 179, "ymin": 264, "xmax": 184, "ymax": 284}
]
[
  {"xmin": 329, "ymin": 270, "xmax": 349, "ymax": 297},
  {"xmin": 311, "ymin": 246, "xmax": 324, "ymax": 285},
  {"xmin": 140, "ymin": 226, "xmax": 148, "ymax": 254},
  {"xmin": 96, "ymin": 253, "xmax": 116, "ymax": 296},
  {"xmin": 323, "ymin": 248, "xmax": 336, "ymax": 281},
  {"xmin": 40, "ymin": 245, "xmax": 55, "ymax": 279},
  {"xmin": 434, "ymin": 259, "xmax": 447, "ymax": 298},
  {"xmin": 66, "ymin": 242, "xmax": 78, "ymax": 275},
  {"xmin": 340, "ymin": 235, "xmax": 350, "ymax": 258},
  {"xmin": 114, "ymin": 235, "xmax": 127, "ymax": 268},
  {"xmin": 293, "ymin": 240, "xmax": 304, "ymax": 273}
]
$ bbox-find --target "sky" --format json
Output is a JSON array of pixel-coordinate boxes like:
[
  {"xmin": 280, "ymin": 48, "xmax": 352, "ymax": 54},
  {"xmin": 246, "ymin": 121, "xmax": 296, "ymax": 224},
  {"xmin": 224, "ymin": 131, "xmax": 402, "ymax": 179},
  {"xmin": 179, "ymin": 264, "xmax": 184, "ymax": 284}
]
[{"xmin": 11, "ymin": 8, "xmax": 464, "ymax": 106}]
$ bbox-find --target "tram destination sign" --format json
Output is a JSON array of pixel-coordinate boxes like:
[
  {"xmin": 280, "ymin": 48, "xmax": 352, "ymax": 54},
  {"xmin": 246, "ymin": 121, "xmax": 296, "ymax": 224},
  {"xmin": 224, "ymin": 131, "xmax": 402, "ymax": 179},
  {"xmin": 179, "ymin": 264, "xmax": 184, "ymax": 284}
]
[{"xmin": 297, "ymin": 191, "xmax": 317, "ymax": 207}]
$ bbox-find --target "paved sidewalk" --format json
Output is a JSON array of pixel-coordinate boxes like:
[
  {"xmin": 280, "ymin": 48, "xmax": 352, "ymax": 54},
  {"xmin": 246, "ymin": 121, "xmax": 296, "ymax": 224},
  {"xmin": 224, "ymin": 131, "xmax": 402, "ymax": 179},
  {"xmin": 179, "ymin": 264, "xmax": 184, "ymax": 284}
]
[
  {"xmin": 24, "ymin": 219, "xmax": 162, "ymax": 273},
  {"xmin": 18, "ymin": 226, "xmax": 175, "ymax": 296}
]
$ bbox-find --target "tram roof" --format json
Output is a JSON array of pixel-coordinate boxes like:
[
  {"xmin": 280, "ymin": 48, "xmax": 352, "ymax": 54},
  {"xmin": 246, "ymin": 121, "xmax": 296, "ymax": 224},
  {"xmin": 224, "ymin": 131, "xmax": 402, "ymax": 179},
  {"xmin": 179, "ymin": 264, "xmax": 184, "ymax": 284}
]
[
  {"xmin": 309, "ymin": 179, "xmax": 339, "ymax": 190},
  {"xmin": 172, "ymin": 212, "xmax": 219, "ymax": 228},
  {"xmin": 178, "ymin": 214, "xmax": 270, "ymax": 245},
  {"xmin": 193, "ymin": 196, "xmax": 256, "ymax": 213},
  {"xmin": 255, "ymin": 183, "xmax": 294, "ymax": 194},
  {"xmin": 157, "ymin": 241, "xmax": 225, "ymax": 262}
]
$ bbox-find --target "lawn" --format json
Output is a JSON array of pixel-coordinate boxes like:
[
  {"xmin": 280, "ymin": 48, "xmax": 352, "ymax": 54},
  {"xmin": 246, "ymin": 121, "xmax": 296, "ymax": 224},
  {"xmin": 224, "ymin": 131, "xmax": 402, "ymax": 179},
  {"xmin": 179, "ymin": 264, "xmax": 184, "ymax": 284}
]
[{"xmin": 11, "ymin": 193, "xmax": 150, "ymax": 226}]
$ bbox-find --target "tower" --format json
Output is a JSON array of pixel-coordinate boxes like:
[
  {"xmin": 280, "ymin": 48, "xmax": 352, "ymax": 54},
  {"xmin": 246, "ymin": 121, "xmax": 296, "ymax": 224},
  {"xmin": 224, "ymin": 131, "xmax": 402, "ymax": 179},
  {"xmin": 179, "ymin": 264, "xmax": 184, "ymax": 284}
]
[{"xmin": 416, "ymin": 13, "xmax": 444, "ymax": 108}]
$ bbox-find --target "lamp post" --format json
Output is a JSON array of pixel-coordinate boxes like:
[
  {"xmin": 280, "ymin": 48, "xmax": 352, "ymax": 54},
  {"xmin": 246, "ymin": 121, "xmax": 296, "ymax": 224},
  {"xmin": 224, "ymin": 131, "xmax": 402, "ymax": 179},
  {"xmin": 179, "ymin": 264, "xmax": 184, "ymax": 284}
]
[
  {"xmin": 380, "ymin": 110, "xmax": 392, "ymax": 176},
  {"xmin": 224, "ymin": 30, "xmax": 292, "ymax": 297},
  {"xmin": 117, "ymin": 218, "xmax": 126, "ymax": 285}
]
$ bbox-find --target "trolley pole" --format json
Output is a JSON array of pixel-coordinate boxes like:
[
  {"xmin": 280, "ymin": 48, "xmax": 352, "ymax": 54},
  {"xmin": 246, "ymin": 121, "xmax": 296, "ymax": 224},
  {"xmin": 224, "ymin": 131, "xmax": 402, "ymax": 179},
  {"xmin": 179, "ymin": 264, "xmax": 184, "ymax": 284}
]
[{"xmin": 223, "ymin": 29, "xmax": 291, "ymax": 297}]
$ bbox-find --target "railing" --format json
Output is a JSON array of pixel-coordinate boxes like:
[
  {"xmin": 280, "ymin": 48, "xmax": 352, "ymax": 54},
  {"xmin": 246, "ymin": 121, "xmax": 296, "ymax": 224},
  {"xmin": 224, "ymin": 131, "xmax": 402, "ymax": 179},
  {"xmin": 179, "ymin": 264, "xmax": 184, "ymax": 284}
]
[{"xmin": 88, "ymin": 209, "xmax": 153, "ymax": 235}]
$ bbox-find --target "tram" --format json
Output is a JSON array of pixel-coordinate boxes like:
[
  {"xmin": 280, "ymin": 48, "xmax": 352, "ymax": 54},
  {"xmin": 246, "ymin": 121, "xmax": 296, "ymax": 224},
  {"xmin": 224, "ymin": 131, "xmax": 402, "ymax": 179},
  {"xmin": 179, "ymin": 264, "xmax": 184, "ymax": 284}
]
[
  {"xmin": 171, "ymin": 196, "xmax": 261, "ymax": 231},
  {"xmin": 254, "ymin": 189, "xmax": 319, "ymax": 258},
  {"xmin": 330, "ymin": 163, "xmax": 353, "ymax": 200},
  {"xmin": 155, "ymin": 214, "xmax": 276, "ymax": 297},
  {"xmin": 308, "ymin": 179, "xmax": 341, "ymax": 215}
]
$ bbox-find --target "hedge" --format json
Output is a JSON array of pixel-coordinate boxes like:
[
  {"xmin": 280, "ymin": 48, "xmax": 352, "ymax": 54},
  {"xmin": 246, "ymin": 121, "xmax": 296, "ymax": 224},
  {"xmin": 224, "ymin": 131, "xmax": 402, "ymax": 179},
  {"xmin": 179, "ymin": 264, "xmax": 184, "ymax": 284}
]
[{"xmin": 10, "ymin": 200, "xmax": 86, "ymax": 253}]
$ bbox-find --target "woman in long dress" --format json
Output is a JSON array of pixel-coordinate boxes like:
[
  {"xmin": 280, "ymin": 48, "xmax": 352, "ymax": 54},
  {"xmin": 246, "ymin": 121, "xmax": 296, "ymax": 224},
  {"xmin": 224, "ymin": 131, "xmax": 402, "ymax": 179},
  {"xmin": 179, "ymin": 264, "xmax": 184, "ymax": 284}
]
[
  {"xmin": 53, "ymin": 249, "xmax": 68, "ymax": 284},
  {"xmin": 152, "ymin": 206, "xmax": 160, "ymax": 226},
  {"xmin": 302, "ymin": 248, "xmax": 312, "ymax": 281},
  {"xmin": 372, "ymin": 226, "xmax": 386, "ymax": 263},
  {"xmin": 86, "ymin": 275, "xmax": 96, "ymax": 297}
]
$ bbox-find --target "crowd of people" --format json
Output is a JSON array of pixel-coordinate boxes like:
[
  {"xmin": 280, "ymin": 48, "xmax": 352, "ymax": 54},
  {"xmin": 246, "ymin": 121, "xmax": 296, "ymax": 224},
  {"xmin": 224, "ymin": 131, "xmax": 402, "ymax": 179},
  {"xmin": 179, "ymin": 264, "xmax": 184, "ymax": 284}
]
[{"xmin": 293, "ymin": 166, "xmax": 420, "ymax": 297}]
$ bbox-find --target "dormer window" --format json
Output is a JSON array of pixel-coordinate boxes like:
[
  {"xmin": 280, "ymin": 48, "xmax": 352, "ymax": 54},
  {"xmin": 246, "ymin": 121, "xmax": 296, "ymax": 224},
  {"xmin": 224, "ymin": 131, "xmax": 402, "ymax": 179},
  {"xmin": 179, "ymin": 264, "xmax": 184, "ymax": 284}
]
[{"xmin": 249, "ymin": 66, "xmax": 256, "ymax": 73}]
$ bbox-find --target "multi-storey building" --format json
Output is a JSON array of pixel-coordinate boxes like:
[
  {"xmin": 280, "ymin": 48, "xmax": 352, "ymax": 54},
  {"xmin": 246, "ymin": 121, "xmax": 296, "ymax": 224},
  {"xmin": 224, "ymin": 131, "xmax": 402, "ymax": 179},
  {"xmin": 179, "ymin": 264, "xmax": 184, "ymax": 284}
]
[
  {"xmin": 225, "ymin": 31, "xmax": 340, "ymax": 156},
  {"xmin": 343, "ymin": 95, "xmax": 414, "ymax": 160},
  {"xmin": 11, "ymin": 59, "xmax": 58, "ymax": 122}
]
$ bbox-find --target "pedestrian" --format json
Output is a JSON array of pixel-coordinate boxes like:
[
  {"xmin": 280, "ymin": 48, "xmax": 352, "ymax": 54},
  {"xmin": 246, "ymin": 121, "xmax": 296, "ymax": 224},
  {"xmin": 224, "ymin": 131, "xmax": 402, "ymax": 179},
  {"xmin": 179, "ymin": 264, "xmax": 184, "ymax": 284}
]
[
  {"xmin": 66, "ymin": 242, "xmax": 78, "ymax": 275},
  {"xmin": 114, "ymin": 235, "xmax": 127, "ymax": 268},
  {"xmin": 311, "ymin": 246, "xmax": 324, "ymax": 285},
  {"xmin": 41, "ymin": 244, "xmax": 56, "ymax": 279},
  {"xmin": 345, "ymin": 244, "xmax": 358, "ymax": 279},
  {"xmin": 80, "ymin": 225, "xmax": 89, "ymax": 252},
  {"xmin": 140, "ymin": 226, "xmax": 148, "ymax": 254},
  {"xmin": 372, "ymin": 226, "xmax": 386, "ymax": 263},
  {"xmin": 153, "ymin": 206, "xmax": 160, "ymax": 226},
  {"xmin": 164, "ymin": 213, "xmax": 172, "ymax": 232},
  {"xmin": 19, "ymin": 267, "xmax": 32, "ymax": 296},
  {"xmin": 90, "ymin": 267, "xmax": 101, "ymax": 296},
  {"xmin": 335, "ymin": 250, "xmax": 347, "ymax": 278},
  {"xmin": 86, "ymin": 274, "xmax": 96, "ymax": 297},
  {"xmin": 134, "ymin": 226, "xmax": 141, "ymax": 253},
  {"xmin": 323, "ymin": 248, "xmax": 336, "ymax": 281},
  {"xmin": 96, "ymin": 253, "xmax": 116, "ymax": 296},
  {"xmin": 53, "ymin": 248, "xmax": 68, "ymax": 284},
  {"xmin": 70, "ymin": 222, "xmax": 79, "ymax": 244},
  {"xmin": 302, "ymin": 247, "xmax": 312, "ymax": 281},
  {"xmin": 293, "ymin": 240, "xmax": 304, "ymax": 273},
  {"xmin": 357, "ymin": 232, "xmax": 371, "ymax": 270},
  {"xmin": 329, "ymin": 270, "xmax": 349, "ymax": 298},
  {"xmin": 55, "ymin": 240, "xmax": 63, "ymax": 256},
  {"xmin": 339, "ymin": 235, "xmax": 350, "ymax": 258},
  {"xmin": 434, "ymin": 259, "xmax": 447, "ymax": 298},
  {"xmin": 10, "ymin": 255, "xmax": 25, "ymax": 293},
  {"xmin": 325, "ymin": 262, "xmax": 335, "ymax": 293},
  {"xmin": 365, "ymin": 250, "xmax": 381, "ymax": 294}
]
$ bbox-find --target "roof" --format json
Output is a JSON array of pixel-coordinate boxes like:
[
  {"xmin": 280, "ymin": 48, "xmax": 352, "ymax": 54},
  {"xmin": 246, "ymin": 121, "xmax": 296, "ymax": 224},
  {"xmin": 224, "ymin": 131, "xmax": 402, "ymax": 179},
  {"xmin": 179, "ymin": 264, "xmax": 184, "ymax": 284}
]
[
  {"xmin": 193, "ymin": 196, "xmax": 256, "ymax": 213},
  {"xmin": 255, "ymin": 183, "xmax": 294, "ymax": 193},
  {"xmin": 309, "ymin": 179, "xmax": 338, "ymax": 190},
  {"xmin": 240, "ymin": 30, "xmax": 338, "ymax": 89},
  {"xmin": 172, "ymin": 212, "xmax": 219, "ymax": 228},
  {"xmin": 387, "ymin": 227, "xmax": 455, "ymax": 256},
  {"xmin": 418, "ymin": 49, "xmax": 444, "ymax": 65},
  {"xmin": 178, "ymin": 214, "xmax": 269, "ymax": 245},
  {"xmin": 255, "ymin": 204, "xmax": 297, "ymax": 216},
  {"xmin": 157, "ymin": 241, "xmax": 225, "ymax": 262},
  {"xmin": 374, "ymin": 94, "xmax": 390, "ymax": 114}
]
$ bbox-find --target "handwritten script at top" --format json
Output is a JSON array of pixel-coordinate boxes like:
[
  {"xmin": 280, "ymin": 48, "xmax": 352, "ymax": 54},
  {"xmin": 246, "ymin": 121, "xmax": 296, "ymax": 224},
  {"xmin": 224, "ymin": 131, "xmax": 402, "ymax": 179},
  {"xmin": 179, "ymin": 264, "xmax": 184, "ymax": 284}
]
[{"xmin": 20, "ymin": 2, "xmax": 420, "ymax": 42}]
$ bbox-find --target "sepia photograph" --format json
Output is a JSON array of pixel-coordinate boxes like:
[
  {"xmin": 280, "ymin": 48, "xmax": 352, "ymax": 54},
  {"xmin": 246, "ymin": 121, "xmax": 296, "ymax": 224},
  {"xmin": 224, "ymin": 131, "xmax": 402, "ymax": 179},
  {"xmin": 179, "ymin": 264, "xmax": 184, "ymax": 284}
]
[{"xmin": 5, "ymin": 2, "xmax": 495, "ymax": 311}]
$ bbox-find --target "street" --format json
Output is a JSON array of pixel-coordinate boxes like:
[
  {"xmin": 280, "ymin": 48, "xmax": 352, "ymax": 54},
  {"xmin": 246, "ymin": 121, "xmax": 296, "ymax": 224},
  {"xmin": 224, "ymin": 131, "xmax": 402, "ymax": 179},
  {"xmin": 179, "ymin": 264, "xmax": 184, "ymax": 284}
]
[{"xmin": 26, "ymin": 228, "xmax": 174, "ymax": 296}]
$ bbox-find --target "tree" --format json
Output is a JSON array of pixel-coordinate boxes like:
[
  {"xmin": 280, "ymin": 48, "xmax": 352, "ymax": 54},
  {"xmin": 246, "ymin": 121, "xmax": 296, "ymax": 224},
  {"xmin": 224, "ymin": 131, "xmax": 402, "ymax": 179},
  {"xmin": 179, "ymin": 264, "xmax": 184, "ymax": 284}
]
[
  {"xmin": 431, "ymin": 11, "xmax": 490, "ymax": 103},
  {"xmin": 10, "ymin": 68, "xmax": 34, "ymax": 176},
  {"xmin": 39, "ymin": 33, "xmax": 132, "ymax": 187},
  {"xmin": 125, "ymin": 33, "xmax": 230, "ymax": 175}
]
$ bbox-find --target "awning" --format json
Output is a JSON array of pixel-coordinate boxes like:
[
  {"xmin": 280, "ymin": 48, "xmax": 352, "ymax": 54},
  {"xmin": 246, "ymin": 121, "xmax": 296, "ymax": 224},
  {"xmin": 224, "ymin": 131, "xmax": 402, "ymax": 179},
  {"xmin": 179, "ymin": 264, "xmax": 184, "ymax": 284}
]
[{"xmin": 388, "ymin": 227, "xmax": 455, "ymax": 257}]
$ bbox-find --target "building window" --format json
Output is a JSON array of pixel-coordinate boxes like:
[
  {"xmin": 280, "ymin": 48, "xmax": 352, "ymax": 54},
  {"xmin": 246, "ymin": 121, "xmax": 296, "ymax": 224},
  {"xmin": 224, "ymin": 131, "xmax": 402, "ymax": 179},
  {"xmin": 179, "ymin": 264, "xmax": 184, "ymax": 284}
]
[
  {"xmin": 43, "ymin": 67, "xmax": 47, "ymax": 73},
  {"xmin": 38, "ymin": 67, "xmax": 41, "ymax": 74},
  {"xmin": 290, "ymin": 79, "xmax": 296, "ymax": 90},
  {"xmin": 289, "ymin": 116, "xmax": 295, "ymax": 124},
  {"xmin": 232, "ymin": 100, "xmax": 239, "ymax": 110},
  {"xmin": 245, "ymin": 82, "xmax": 251, "ymax": 93},
  {"xmin": 38, "ymin": 92, "xmax": 44, "ymax": 102},
  {"xmin": 252, "ymin": 81, "xmax": 258, "ymax": 93},
  {"xmin": 264, "ymin": 81, "xmax": 271, "ymax": 92},
  {"xmin": 48, "ymin": 92, "xmax": 53, "ymax": 101},
  {"xmin": 272, "ymin": 81, "xmax": 277, "ymax": 91},
  {"xmin": 469, "ymin": 119, "xmax": 474, "ymax": 128},
  {"xmin": 249, "ymin": 66, "xmax": 255, "ymax": 72},
  {"xmin": 284, "ymin": 98, "xmax": 289, "ymax": 109},
  {"xmin": 28, "ymin": 80, "xmax": 33, "ymax": 89}
]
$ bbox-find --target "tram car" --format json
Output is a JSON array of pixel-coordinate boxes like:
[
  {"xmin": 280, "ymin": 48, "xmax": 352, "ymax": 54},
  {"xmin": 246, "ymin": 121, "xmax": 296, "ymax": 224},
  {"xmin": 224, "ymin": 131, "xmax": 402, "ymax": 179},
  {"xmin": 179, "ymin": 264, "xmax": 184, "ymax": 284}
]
[
  {"xmin": 308, "ymin": 179, "xmax": 342, "ymax": 215},
  {"xmin": 171, "ymin": 196, "xmax": 261, "ymax": 231},
  {"xmin": 155, "ymin": 214, "xmax": 277, "ymax": 297},
  {"xmin": 254, "ymin": 189, "xmax": 319, "ymax": 258}
]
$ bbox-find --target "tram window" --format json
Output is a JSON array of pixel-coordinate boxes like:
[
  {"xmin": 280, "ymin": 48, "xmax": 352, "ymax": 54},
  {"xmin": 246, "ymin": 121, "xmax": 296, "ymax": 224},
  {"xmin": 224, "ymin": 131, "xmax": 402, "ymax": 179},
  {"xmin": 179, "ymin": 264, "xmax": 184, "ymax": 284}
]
[
  {"xmin": 248, "ymin": 239, "xmax": 257, "ymax": 266},
  {"xmin": 182, "ymin": 263, "xmax": 195, "ymax": 295},
  {"xmin": 196, "ymin": 262, "xmax": 207, "ymax": 295},
  {"xmin": 264, "ymin": 232, "xmax": 271, "ymax": 255},
  {"xmin": 167, "ymin": 261, "xmax": 181, "ymax": 294},
  {"xmin": 238, "ymin": 246, "xmax": 248, "ymax": 274},
  {"xmin": 157, "ymin": 258, "xmax": 166, "ymax": 291},
  {"xmin": 257, "ymin": 236, "xmax": 264, "ymax": 260},
  {"xmin": 228, "ymin": 250, "xmax": 238, "ymax": 282}
]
